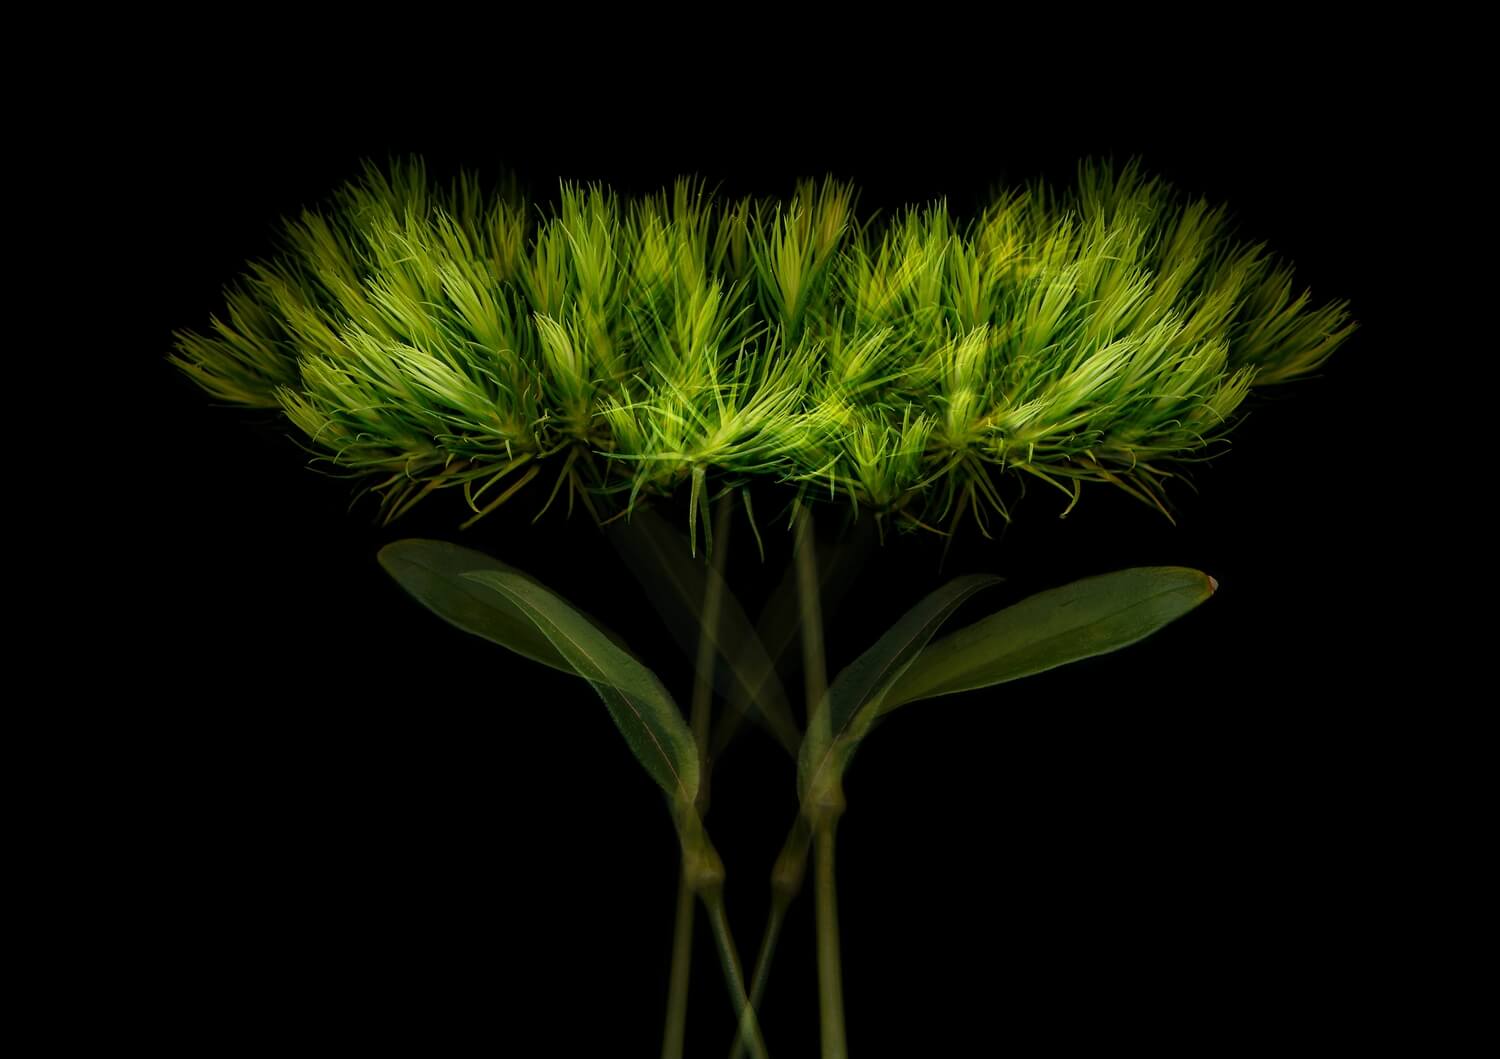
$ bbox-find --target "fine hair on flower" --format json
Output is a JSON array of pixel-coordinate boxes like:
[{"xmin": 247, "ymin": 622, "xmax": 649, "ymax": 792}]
[{"xmin": 174, "ymin": 158, "xmax": 1354, "ymax": 545}]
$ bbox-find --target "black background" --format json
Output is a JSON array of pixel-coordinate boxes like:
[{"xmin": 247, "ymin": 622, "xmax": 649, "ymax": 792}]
[{"xmin": 96, "ymin": 62, "xmax": 1426, "ymax": 1054}]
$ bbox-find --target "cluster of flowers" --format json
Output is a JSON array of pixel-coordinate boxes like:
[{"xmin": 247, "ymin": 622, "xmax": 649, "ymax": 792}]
[{"xmin": 175, "ymin": 160, "xmax": 1352, "ymax": 537}]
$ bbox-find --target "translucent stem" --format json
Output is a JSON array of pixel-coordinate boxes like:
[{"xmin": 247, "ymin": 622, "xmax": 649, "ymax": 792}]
[
  {"xmin": 794, "ymin": 504, "xmax": 828, "ymax": 732},
  {"xmin": 731, "ymin": 811, "xmax": 812, "ymax": 1058},
  {"xmin": 814, "ymin": 818, "xmax": 847, "ymax": 1059},
  {"xmin": 703, "ymin": 889, "xmax": 771, "ymax": 1059},
  {"xmin": 795, "ymin": 505, "xmax": 846, "ymax": 1056},
  {"xmin": 663, "ymin": 494, "xmax": 735, "ymax": 1057},
  {"xmin": 693, "ymin": 495, "xmax": 734, "ymax": 759},
  {"xmin": 729, "ymin": 892, "xmax": 789, "ymax": 1059},
  {"xmin": 661, "ymin": 867, "xmax": 697, "ymax": 1059}
]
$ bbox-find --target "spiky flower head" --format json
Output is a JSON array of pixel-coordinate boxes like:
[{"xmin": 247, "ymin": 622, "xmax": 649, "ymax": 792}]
[{"xmin": 173, "ymin": 159, "xmax": 1354, "ymax": 544}]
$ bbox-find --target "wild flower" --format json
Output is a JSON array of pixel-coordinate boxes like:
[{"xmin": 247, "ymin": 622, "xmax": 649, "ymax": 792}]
[
  {"xmin": 173, "ymin": 159, "xmax": 1353, "ymax": 543},
  {"xmin": 171, "ymin": 158, "xmax": 1356, "ymax": 1056}
]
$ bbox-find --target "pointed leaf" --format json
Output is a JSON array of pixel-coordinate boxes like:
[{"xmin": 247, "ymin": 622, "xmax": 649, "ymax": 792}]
[
  {"xmin": 609, "ymin": 505, "xmax": 801, "ymax": 754},
  {"xmin": 378, "ymin": 538, "xmax": 633, "ymax": 673},
  {"xmin": 799, "ymin": 574, "xmax": 1002, "ymax": 797},
  {"xmin": 879, "ymin": 566, "xmax": 1217, "ymax": 713},
  {"xmin": 464, "ymin": 569, "xmax": 699, "ymax": 807}
]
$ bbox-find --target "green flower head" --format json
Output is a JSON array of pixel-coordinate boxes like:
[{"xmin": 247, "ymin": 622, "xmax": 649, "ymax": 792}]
[{"xmin": 173, "ymin": 159, "xmax": 1354, "ymax": 542}]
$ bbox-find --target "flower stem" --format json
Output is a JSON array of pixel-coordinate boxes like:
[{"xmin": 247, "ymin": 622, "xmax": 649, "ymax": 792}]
[
  {"xmin": 729, "ymin": 892, "xmax": 789, "ymax": 1059},
  {"xmin": 814, "ymin": 817, "xmax": 847, "ymax": 1059},
  {"xmin": 661, "ymin": 866, "xmax": 697, "ymax": 1059},
  {"xmin": 794, "ymin": 505, "xmax": 848, "ymax": 1057},
  {"xmin": 702, "ymin": 887, "xmax": 771, "ymax": 1059},
  {"xmin": 793, "ymin": 503, "xmax": 828, "ymax": 735},
  {"xmin": 693, "ymin": 495, "xmax": 734, "ymax": 762},
  {"xmin": 731, "ymin": 814, "xmax": 811, "ymax": 1059},
  {"xmin": 662, "ymin": 494, "xmax": 736, "ymax": 1058}
]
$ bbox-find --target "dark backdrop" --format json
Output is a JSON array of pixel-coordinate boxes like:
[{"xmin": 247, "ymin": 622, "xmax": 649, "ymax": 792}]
[{"xmin": 105, "ymin": 73, "xmax": 1411, "ymax": 1054}]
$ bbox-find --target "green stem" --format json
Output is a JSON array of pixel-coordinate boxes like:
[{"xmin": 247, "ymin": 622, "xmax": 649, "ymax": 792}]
[
  {"xmin": 692, "ymin": 495, "xmax": 734, "ymax": 762},
  {"xmin": 661, "ymin": 867, "xmax": 697, "ymax": 1059},
  {"xmin": 794, "ymin": 504, "xmax": 828, "ymax": 732},
  {"xmin": 730, "ymin": 893, "xmax": 788, "ymax": 1059},
  {"xmin": 731, "ymin": 813, "xmax": 812, "ymax": 1058},
  {"xmin": 795, "ymin": 504, "xmax": 847, "ymax": 1057},
  {"xmin": 814, "ymin": 818, "xmax": 847, "ymax": 1059},
  {"xmin": 702, "ymin": 889, "xmax": 771, "ymax": 1059},
  {"xmin": 662, "ymin": 495, "xmax": 735, "ymax": 1058}
]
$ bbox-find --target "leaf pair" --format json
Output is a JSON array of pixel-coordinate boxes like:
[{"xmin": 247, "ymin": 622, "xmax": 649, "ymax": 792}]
[
  {"xmin": 799, "ymin": 566, "xmax": 1218, "ymax": 803},
  {"xmin": 380, "ymin": 539, "xmax": 1218, "ymax": 831}
]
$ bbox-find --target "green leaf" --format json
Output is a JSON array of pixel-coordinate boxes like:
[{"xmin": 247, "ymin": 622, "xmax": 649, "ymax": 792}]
[
  {"xmin": 379, "ymin": 539, "xmax": 698, "ymax": 806},
  {"xmin": 378, "ymin": 538, "xmax": 631, "ymax": 675},
  {"xmin": 608, "ymin": 504, "xmax": 801, "ymax": 755},
  {"xmin": 799, "ymin": 574, "xmax": 1003, "ymax": 798},
  {"xmin": 878, "ymin": 566, "xmax": 1217, "ymax": 713},
  {"xmin": 463, "ymin": 569, "xmax": 699, "ymax": 807}
]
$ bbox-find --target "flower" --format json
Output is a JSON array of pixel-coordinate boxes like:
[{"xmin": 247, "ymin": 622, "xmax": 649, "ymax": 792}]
[{"xmin": 173, "ymin": 159, "xmax": 1353, "ymax": 538}]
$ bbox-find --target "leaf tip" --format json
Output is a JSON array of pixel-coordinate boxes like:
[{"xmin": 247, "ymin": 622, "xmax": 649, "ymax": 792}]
[{"xmin": 1207, "ymin": 574, "xmax": 1219, "ymax": 595}]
